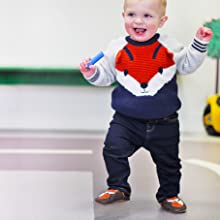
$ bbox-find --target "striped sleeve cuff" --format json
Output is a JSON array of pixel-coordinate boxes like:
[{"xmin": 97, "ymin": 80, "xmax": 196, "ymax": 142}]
[
  {"xmin": 86, "ymin": 70, "xmax": 100, "ymax": 83},
  {"xmin": 191, "ymin": 38, "xmax": 208, "ymax": 53}
]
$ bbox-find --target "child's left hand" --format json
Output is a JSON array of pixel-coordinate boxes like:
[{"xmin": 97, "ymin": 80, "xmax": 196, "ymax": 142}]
[{"xmin": 196, "ymin": 26, "xmax": 213, "ymax": 42}]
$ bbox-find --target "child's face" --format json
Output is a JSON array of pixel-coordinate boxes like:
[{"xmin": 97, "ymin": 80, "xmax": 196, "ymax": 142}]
[{"xmin": 123, "ymin": 0, "xmax": 168, "ymax": 42}]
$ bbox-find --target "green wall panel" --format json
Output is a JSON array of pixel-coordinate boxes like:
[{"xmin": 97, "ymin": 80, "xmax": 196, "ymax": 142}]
[{"xmin": 0, "ymin": 68, "xmax": 90, "ymax": 86}]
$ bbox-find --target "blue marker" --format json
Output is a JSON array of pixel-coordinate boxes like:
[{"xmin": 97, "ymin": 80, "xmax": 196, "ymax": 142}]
[{"xmin": 87, "ymin": 51, "xmax": 104, "ymax": 68}]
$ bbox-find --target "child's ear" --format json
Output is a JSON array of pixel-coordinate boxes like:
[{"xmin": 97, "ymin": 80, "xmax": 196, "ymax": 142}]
[
  {"xmin": 122, "ymin": 12, "xmax": 125, "ymax": 18},
  {"xmin": 159, "ymin": 16, "xmax": 168, "ymax": 27}
]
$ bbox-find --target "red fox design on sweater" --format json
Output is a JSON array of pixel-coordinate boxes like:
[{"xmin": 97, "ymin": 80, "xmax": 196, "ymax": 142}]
[{"xmin": 115, "ymin": 40, "xmax": 175, "ymax": 94}]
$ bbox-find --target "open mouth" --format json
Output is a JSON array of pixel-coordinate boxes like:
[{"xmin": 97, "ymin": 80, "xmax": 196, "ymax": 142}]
[{"xmin": 134, "ymin": 28, "xmax": 147, "ymax": 34}]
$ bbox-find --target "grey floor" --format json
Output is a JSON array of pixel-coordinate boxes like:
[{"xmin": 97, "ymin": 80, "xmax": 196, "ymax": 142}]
[{"xmin": 0, "ymin": 132, "xmax": 220, "ymax": 220}]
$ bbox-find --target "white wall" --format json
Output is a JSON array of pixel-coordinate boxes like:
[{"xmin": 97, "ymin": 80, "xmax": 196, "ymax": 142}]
[
  {"xmin": 0, "ymin": 0, "xmax": 219, "ymax": 133},
  {"xmin": 0, "ymin": 86, "xmax": 114, "ymax": 131},
  {"xmin": 0, "ymin": 0, "xmax": 124, "ymax": 67}
]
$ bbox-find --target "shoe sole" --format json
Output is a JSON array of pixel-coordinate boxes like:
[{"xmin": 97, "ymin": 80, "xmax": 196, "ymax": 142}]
[
  {"xmin": 161, "ymin": 205, "xmax": 187, "ymax": 214},
  {"xmin": 95, "ymin": 198, "xmax": 129, "ymax": 205},
  {"xmin": 95, "ymin": 196, "xmax": 130, "ymax": 205}
]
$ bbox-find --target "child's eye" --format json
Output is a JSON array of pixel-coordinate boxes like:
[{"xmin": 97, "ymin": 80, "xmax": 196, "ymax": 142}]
[
  {"xmin": 144, "ymin": 14, "xmax": 152, "ymax": 18},
  {"xmin": 128, "ymin": 12, "xmax": 134, "ymax": 17}
]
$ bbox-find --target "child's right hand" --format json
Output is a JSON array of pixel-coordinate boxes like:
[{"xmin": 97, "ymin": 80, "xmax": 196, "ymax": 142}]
[{"xmin": 79, "ymin": 57, "xmax": 96, "ymax": 78}]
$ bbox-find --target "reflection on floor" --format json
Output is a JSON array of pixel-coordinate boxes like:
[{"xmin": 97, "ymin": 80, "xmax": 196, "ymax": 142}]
[
  {"xmin": 0, "ymin": 131, "xmax": 219, "ymax": 220},
  {"xmin": 0, "ymin": 171, "xmax": 94, "ymax": 220}
]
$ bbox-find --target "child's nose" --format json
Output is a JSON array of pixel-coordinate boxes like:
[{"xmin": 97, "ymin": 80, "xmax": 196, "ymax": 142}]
[{"xmin": 134, "ymin": 17, "xmax": 143, "ymax": 24}]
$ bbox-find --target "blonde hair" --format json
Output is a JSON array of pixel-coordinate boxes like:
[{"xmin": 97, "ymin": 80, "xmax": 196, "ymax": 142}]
[
  {"xmin": 160, "ymin": 0, "xmax": 167, "ymax": 15},
  {"xmin": 124, "ymin": 0, "xmax": 167, "ymax": 16}
]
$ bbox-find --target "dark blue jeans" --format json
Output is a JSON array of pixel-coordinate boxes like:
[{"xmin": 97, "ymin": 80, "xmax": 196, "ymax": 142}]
[{"xmin": 103, "ymin": 112, "xmax": 181, "ymax": 202}]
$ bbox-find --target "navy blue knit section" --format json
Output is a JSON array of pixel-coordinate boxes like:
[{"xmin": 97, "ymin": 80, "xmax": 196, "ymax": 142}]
[
  {"xmin": 111, "ymin": 78, "xmax": 181, "ymax": 119},
  {"xmin": 124, "ymin": 47, "xmax": 134, "ymax": 61},
  {"xmin": 126, "ymin": 34, "xmax": 160, "ymax": 46},
  {"xmin": 152, "ymin": 44, "xmax": 162, "ymax": 59}
]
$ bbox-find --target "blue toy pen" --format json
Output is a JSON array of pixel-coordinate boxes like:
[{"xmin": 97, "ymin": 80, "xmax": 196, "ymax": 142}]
[{"xmin": 87, "ymin": 51, "xmax": 104, "ymax": 68}]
